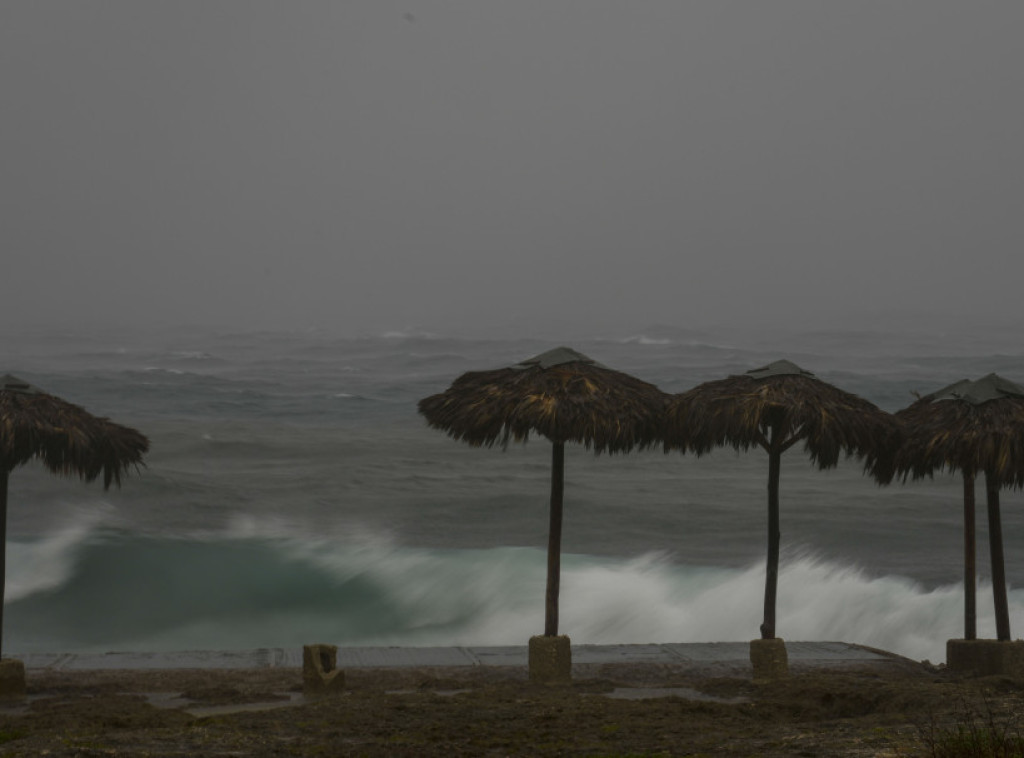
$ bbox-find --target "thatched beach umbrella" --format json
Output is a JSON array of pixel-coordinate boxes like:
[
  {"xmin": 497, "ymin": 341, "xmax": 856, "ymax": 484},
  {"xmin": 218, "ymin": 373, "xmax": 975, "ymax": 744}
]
[
  {"xmin": 890, "ymin": 373, "xmax": 1024, "ymax": 642},
  {"xmin": 663, "ymin": 360, "xmax": 900, "ymax": 641},
  {"xmin": 0, "ymin": 374, "xmax": 149, "ymax": 658},
  {"xmin": 417, "ymin": 347, "xmax": 666, "ymax": 638}
]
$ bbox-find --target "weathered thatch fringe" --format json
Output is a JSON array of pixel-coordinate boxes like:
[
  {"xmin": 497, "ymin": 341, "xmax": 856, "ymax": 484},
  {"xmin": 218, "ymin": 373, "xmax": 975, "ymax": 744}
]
[
  {"xmin": 664, "ymin": 372, "xmax": 902, "ymax": 474},
  {"xmin": 892, "ymin": 376, "xmax": 1024, "ymax": 489},
  {"xmin": 418, "ymin": 348, "xmax": 668, "ymax": 642},
  {"xmin": 0, "ymin": 374, "xmax": 149, "ymax": 660},
  {"xmin": 0, "ymin": 386, "xmax": 149, "ymax": 485},
  {"xmin": 886, "ymin": 373, "xmax": 1024, "ymax": 642},
  {"xmin": 418, "ymin": 357, "xmax": 667, "ymax": 452},
  {"xmin": 663, "ymin": 360, "xmax": 901, "ymax": 641}
]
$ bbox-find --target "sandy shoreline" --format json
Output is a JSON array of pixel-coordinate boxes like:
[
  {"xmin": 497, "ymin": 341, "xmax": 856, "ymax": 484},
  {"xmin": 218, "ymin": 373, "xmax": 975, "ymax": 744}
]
[{"xmin": 3, "ymin": 651, "xmax": 1022, "ymax": 756}]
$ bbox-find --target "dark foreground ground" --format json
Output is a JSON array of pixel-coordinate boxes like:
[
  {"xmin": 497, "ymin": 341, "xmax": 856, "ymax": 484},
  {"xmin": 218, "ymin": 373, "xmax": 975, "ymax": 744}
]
[{"xmin": 2, "ymin": 659, "xmax": 1023, "ymax": 756}]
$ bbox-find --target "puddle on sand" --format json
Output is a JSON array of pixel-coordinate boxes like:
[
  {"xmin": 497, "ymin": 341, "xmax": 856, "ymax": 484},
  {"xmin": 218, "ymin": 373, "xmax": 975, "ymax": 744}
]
[
  {"xmin": 599, "ymin": 687, "xmax": 748, "ymax": 703},
  {"xmin": 385, "ymin": 689, "xmax": 471, "ymax": 697},
  {"xmin": 144, "ymin": 691, "xmax": 306, "ymax": 717}
]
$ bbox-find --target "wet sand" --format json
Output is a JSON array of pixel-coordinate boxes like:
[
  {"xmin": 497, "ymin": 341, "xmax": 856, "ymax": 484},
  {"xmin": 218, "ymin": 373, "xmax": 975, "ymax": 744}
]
[{"xmin": 1, "ymin": 650, "xmax": 1022, "ymax": 756}]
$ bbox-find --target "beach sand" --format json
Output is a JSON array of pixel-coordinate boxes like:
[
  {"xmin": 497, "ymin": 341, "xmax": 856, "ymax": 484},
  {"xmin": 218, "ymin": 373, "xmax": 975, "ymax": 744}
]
[{"xmin": 1, "ymin": 655, "xmax": 1022, "ymax": 756}]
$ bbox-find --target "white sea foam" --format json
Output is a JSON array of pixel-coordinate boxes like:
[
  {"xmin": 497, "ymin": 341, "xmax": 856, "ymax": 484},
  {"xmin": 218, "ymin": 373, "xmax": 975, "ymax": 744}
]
[
  {"xmin": 553, "ymin": 555, "xmax": 1020, "ymax": 663},
  {"xmin": 621, "ymin": 335, "xmax": 673, "ymax": 346},
  {"xmin": 142, "ymin": 366, "xmax": 187, "ymax": 374},
  {"xmin": 6, "ymin": 507, "xmax": 113, "ymax": 602},
  {"xmin": 169, "ymin": 351, "xmax": 215, "ymax": 360},
  {"xmin": 239, "ymin": 537, "xmax": 1018, "ymax": 663},
  {"xmin": 7, "ymin": 520, "xmax": 1019, "ymax": 664},
  {"xmin": 273, "ymin": 545, "xmax": 1016, "ymax": 663}
]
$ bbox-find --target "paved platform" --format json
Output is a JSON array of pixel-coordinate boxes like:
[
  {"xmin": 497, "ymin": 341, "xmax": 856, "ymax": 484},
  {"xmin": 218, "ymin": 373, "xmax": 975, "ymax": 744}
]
[{"xmin": 13, "ymin": 641, "xmax": 904, "ymax": 672}]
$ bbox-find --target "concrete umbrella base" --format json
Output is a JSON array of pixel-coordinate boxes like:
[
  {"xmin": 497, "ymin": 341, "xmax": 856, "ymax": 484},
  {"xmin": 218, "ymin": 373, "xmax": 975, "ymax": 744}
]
[
  {"xmin": 0, "ymin": 659, "xmax": 25, "ymax": 700},
  {"xmin": 303, "ymin": 644, "xmax": 346, "ymax": 697},
  {"xmin": 750, "ymin": 638, "xmax": 789, "ymax": 680},
  {"xmin": 528, "ymin": 635, "xmax": 572, "ymax": 684},
  {"xmin": 946, "ymin": 639, "xmax": 1024, "ymax": 678}
]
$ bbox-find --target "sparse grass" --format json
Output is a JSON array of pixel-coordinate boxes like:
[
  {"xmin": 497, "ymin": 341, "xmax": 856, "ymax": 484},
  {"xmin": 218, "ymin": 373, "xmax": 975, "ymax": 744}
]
[
  {"xmin": 918, "ymin": 696, "xmax": 1024, "ymax": 757},
  {"xmin": 0, "ymin": 728, "xmax": 26, "ymax": 744},
  {"xmin": 6, "ymin": 666, "xmax": 1024, "ymax": 757}
]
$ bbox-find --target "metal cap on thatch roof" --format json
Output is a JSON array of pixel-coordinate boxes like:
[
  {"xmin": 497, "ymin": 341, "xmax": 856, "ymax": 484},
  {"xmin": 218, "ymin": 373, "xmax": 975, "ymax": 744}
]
[
  {"xmin": 745, "ymin": 360, "xmax": 814, "ymax": 380},
  {"xmin": 924, "ymin": 378, "xmax": 973, "ymax": 401},
  {"xmin": 0, "ymin": 375, "xmax": 41, "ymax": 395},
  {"xmin": 513, "ymin": 347, "xmax": 606, "ymax": 370},
  {"xmin": 933, "ymin": 373, "xmax": 1024, "ymax": 406}
]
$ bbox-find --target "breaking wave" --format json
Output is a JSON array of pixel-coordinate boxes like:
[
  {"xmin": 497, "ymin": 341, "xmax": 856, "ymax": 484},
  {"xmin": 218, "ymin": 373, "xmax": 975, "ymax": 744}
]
[{"xmin": 6, "ymin": 520, "xmax": 1017, "ymax": 663}]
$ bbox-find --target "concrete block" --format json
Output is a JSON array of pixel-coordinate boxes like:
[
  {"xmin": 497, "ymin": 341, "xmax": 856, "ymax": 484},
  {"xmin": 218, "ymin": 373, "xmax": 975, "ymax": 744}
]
[
  {"xmin": 947, "ymin": 639, "xmax": 1024, "ymax": 678},
  {"xmin": 528, "ymin": 635, "xmax": 571, "ymax": 684},
  {"xmin": 303, "ymin": 644, "xmax": 345, "ymax": 696},
  {"xmin": 0, "ymin": 659, "xmax": 26, "ymax": 700},
  {"xmin": 750, "ymin": 638, "xmax": 789, "ymax": 680}
]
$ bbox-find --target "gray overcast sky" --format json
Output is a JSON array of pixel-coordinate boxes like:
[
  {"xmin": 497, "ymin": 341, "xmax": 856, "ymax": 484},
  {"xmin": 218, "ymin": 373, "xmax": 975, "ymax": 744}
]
[{"xmin": 3, "ymin": 2, "xmax": 1022, "ymax": 336}]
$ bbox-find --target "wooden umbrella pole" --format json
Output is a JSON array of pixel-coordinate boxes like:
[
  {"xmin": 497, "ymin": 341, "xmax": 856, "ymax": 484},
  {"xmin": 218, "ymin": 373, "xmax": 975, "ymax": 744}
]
[
  {"xmin": 545, "ymin": 442, "xmax": 565, "ymax": 637},
  {"xmin": 0, "ymin": 469, "xmax": 7, "ymax": 660},
  {"xmin": 984, "ymin": 471, "xmax": 1011, "ymax": 641},
  {"xmin": 761, "ymin": 428, "xmax": 782, "ymax": 640},
  {"xmin": 963, "ymin": 471, "xmax": 977, "ymax": 640}
]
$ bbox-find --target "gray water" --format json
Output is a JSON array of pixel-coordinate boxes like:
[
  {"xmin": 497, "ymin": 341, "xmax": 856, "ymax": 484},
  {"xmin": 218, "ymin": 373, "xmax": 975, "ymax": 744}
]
[{"xmin": 3, "ymin": 323, "xmax": 1022, "ymax": 662}]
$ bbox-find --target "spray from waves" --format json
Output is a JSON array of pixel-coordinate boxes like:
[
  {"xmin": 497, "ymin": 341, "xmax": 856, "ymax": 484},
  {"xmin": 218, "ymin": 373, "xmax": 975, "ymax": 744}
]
[
  {"xmin": 5, "ymin": 524, "xmax": 1017, "ymax": 663},
  {"xmin": 5, "ymin": 506, "xmax": 118, "ymax": 602},
  {"xmin": 547, "ymin": 554, "xmax": 989, "ymax": 663}
]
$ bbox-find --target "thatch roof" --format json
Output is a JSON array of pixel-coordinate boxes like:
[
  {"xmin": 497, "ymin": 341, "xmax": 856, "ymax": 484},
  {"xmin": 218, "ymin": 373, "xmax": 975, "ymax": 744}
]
[
  {"xmin": 664, "ymin": 360, "xmax": 900, "ymax": 471},
  {"xmin": 417, "ymin": 347, "xmax": 667, "ymax": 452},
  {"xmin": 0, "ymin": 374, "xmax": 149, "ymax": 487},
  {"xmin": 892, "ymin": 373, "xmax": 1024, "ymax": 488}
]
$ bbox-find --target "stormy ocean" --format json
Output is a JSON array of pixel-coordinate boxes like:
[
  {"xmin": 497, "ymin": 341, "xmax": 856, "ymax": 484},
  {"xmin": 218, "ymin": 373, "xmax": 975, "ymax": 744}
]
[{"xmin": 4, "ymin": 323, "xmax": 1024, "ymax": 665}]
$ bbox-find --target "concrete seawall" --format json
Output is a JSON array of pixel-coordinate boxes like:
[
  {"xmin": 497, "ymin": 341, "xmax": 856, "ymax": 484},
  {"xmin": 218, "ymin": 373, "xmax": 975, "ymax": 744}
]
[{"xmin": 13, "ymin": 641, "xmax": 910, "ymax": 673}]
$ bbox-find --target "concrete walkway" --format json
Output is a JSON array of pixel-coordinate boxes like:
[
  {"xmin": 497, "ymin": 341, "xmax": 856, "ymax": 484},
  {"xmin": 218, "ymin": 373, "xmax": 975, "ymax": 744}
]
[{"xmin": 15, "ymin": 641, "xmax": 905, "ymax": 672}]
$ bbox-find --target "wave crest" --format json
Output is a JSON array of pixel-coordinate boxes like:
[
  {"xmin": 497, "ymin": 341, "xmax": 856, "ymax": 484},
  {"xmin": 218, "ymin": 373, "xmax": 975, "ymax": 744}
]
[{"xmin": 5, "ymin": 529, "xmax": 1012, "ymax": 664}]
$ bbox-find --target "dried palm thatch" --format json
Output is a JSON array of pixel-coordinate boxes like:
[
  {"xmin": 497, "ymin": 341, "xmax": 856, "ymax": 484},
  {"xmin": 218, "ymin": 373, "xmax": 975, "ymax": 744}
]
[
  {"xmin": 663, "ymin": 360, "xmax": 900, "ymax": 474},
  {"xmin": 0, "ymin": 374, "xmax": 149, "ymax": 657},
  {"xmin": 664, "ymin": 360, "xmax": 901, "ymax": 640},
  {"xmin": 418, "ymin": 347, "xmax": 667, "ymax": 638},
  {"xmin": 0, "ymin": 376, "xmax": 149, "ymax": 487},
  {"xmin": 417, "ymin": 348, "xmax": 666, "ymax": 452},
  {"xmin": 890, "ymin": 373, "xmax": 1024, "ymax": 642},
  {"xmin": 893, "ymin": 374, "xmax": 1024, "ymax": 487}
]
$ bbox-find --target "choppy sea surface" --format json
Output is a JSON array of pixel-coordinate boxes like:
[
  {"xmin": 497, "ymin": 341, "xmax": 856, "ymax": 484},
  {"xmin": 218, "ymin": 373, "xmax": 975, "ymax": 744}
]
[{"xmin": 3, "ymin": 323, "xmax": 1024, "ymax": 664}]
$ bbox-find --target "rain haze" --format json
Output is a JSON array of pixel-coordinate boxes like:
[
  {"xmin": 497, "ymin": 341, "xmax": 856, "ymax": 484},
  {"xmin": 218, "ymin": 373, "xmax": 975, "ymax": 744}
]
[
  {"xmin": 8, "ymin": 2, "xmax": 1024, "ymax": 674},
  {"xmin": 3, "ymin": 1, "xmax": 1022, "ymax": 338}
]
